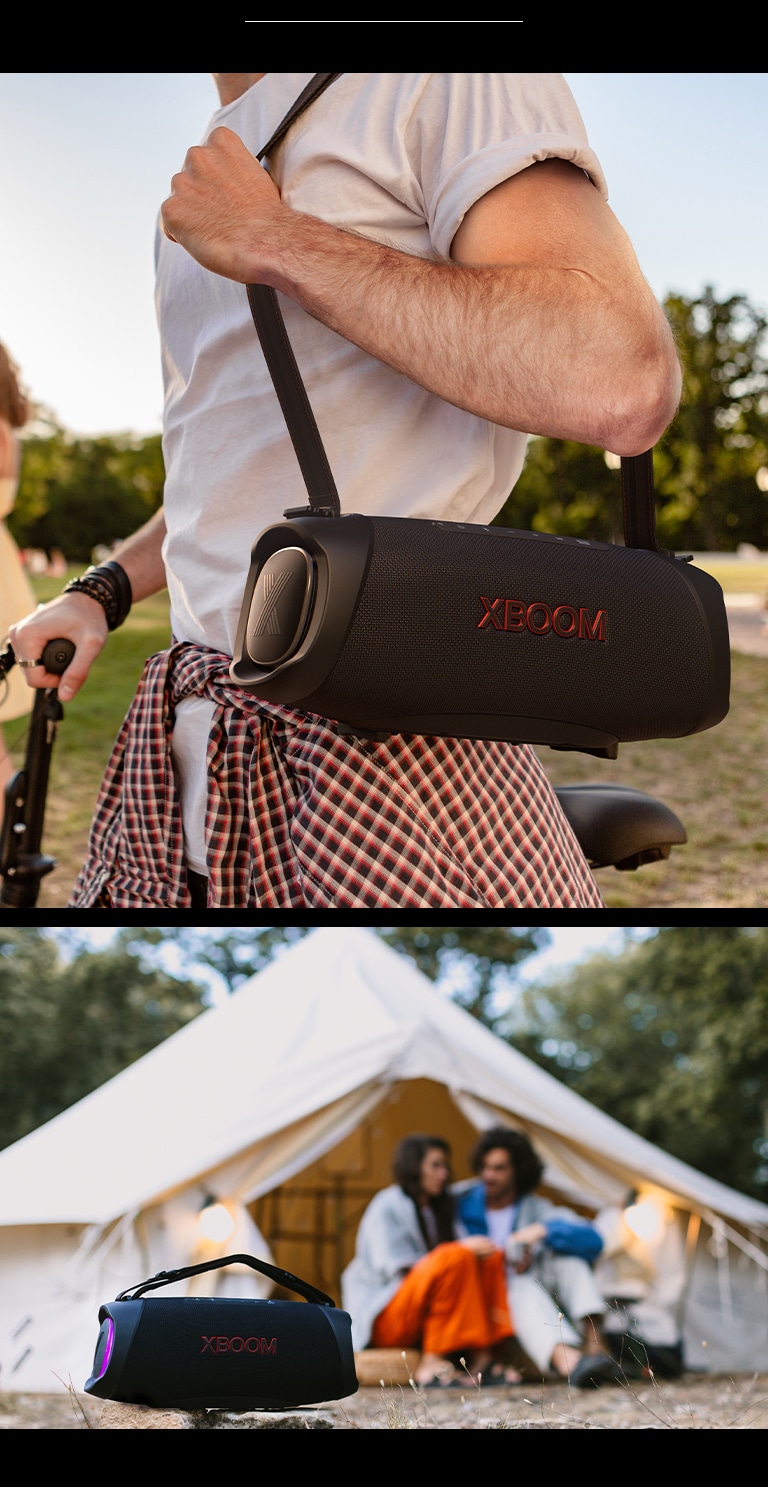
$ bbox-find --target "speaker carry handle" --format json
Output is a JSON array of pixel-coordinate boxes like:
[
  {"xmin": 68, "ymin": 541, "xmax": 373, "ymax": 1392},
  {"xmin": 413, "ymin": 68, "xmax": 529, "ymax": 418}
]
[{"xmin": 115, "ymin": 1252, "xmax": 336, "ymax": 1308}]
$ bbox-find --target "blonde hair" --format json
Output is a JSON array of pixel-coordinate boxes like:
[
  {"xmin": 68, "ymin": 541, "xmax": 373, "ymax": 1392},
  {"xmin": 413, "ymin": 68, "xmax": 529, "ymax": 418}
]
[{"xmin": 0, "ymin": 342, "xmax": 30, "ymax": 429}]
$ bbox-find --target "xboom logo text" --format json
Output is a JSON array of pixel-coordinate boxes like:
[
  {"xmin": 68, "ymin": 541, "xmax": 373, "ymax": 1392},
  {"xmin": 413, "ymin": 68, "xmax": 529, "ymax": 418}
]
[
  {"xmin": 478, "ymin": 597, "xmax": 607, "ymax": 641},
  {"xmin": 201, "ymin": 1336, "xmax": 278, "ymax": 1354}
]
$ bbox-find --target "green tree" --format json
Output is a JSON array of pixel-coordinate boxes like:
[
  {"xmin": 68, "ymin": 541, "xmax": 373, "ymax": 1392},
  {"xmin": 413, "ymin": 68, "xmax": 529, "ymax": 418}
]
[
  {"xmin": 658, "ymin": 287, "xmax": 768, "ymax": 549},
  {"xmin": 8, "ymin": 422, "xmax": 165, "ymax": 562},
  {"xmin": 0, "ymin": 927, "xmax": 206, "ymax": 1152},
  {"xmin": 513, "ymin": 926, "xmax": 768, "ymax": 1199}
]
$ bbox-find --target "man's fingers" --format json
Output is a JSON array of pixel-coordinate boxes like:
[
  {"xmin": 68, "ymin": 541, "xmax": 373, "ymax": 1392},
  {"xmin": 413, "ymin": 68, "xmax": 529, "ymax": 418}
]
[
  {"xmin": 56, "ymin": 640, "xmax": 104, "ymax": 701},
  {"xmin": 18, "ymin": 653, "xmax": 83, "ymax": 701},
  {"xmin": 161, "ymin": 127, "xmax": 281, "ymax": 257},
  {"xmin": 56, "ymin": 664, "xmax": 83, "ymax": 702}
]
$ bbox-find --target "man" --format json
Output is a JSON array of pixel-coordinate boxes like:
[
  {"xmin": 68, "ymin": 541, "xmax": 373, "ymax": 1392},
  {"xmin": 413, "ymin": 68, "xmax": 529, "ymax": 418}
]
[
  {"xmin": 456, "ymin": 1127, "xmax": 624, "ymax": 1388},
  {"xmin": 10, "ymin": 74, "xmax": 681, "ymax": 907}
]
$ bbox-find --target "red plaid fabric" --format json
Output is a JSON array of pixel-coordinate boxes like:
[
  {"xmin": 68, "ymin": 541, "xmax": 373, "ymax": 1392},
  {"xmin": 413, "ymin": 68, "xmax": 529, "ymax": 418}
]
[{"xmin": 69, "ymin": 643, "xmax": 604, "ymax": 909}]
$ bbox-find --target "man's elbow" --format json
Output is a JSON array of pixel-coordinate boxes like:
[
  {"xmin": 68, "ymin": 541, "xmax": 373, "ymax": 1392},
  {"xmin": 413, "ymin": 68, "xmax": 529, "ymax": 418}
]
[{"xmin": 600, "ymin": 331, "xmax": 682, "ymax": 458}]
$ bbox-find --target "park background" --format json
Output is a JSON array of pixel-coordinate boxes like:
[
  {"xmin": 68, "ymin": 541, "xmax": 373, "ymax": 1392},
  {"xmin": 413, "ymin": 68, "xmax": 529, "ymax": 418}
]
[{"xmin": 1, "ymin": 74, "xmax": 767, "ymax": 906}]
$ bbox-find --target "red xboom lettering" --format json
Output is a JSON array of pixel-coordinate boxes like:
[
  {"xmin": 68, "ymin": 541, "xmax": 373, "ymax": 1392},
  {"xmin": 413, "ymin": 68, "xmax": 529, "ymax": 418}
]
[
  {"xmin": 478, "ymin": 596, "xmax": 607, "ymax": 641},
  {"xmin": 201, "ymin": 1335, "xmax": 278, "ymax": 1354}
]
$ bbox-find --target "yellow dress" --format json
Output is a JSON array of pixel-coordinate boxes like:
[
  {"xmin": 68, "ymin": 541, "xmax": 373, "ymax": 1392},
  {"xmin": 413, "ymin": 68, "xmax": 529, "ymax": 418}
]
[{"xmin": 0, "ymin": 474, "xmax": 35, "ymax": 723}]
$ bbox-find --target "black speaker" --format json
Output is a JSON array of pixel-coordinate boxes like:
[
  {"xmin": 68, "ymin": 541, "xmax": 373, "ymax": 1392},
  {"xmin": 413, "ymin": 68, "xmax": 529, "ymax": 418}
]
[
  {"xmin": 84, "ymin": 1254, "xmax": 358, "ymax": 1410},
  {"xmin": 231, "ymin": 512, "xmax": 730, "ymax": 755}
]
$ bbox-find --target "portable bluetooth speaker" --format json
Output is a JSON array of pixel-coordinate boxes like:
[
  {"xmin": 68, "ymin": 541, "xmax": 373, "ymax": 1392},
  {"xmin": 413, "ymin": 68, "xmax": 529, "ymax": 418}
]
[
  {"xmin": 231, "ymin": 508, "xmax": 730, "ymax": 757},
  {"xmin": 84, "ymin": 1254, "xmax": 358, "ymax": 1410}
]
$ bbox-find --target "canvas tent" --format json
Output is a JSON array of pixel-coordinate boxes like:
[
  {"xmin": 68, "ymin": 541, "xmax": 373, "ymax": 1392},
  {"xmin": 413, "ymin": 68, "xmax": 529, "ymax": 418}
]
[{"xmin": 1, "ymin": 925, "xmax": 767, "ymax": 1393}]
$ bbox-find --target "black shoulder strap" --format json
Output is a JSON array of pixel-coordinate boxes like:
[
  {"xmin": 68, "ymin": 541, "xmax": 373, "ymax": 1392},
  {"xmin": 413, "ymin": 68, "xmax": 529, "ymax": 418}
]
[
  {"xmin": 246, "ymin": 73, "xmax": 661, "ymax": 550},
  {"xmin": 247, "ymin": 73, "xmax": 343, "ymax": 518},
  {"xmin": 256, "ymin": 73, "xmax": 342, "ymax": 165},
  {"xmin": 115, "ymin": 1252, "xmax": 336, "ymax": 1308},
  {"xmin": 620, "ymin": 449, "xmax": 660, "ymax": 551}
]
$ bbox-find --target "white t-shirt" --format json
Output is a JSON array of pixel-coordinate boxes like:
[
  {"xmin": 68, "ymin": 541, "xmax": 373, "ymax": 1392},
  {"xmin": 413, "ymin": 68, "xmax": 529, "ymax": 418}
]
[
  {"xmin": 156, "ymin": 73, "xmax": 606, "ymax": 874},
  {"xmin": 486, "ymin": 1202, "xmax": 518, "ymax": 1247}
]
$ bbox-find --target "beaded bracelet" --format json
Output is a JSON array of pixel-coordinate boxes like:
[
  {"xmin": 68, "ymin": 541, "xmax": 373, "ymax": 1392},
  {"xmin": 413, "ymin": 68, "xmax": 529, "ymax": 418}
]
[{"xmin": 62, "ymin": 560, "xmax": 133, "ymax": 631}]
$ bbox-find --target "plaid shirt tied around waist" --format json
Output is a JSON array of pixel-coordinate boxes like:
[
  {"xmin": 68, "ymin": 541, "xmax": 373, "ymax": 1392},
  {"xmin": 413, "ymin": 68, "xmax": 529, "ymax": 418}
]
[{"xmin": 69, "ymin": 642, "xmax": 604, "ymax": 909}]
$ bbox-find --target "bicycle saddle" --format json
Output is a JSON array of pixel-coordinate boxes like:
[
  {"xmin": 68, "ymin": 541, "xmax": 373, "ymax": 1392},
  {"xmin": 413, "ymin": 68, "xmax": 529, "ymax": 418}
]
[{"xmin": 554, "ymin": 784, "xmax": 687, "ymax": 871}]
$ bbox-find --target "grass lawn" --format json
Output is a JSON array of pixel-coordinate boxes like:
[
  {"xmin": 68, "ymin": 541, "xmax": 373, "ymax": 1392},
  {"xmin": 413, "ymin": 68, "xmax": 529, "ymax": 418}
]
[
  {"xmin": 536, "ymin": 649, "xmax": 768, "ymax": 908},
  {"xmin": 688, "ymin": 556, "xmax": 768, "ymax": 595},
  {"xmin": 3, "ymin": 563, "xmax": 765, "ymax": 910},
  {"xmin": 538, "ymin": 558, "xmax": 768, "ymax": 908}
]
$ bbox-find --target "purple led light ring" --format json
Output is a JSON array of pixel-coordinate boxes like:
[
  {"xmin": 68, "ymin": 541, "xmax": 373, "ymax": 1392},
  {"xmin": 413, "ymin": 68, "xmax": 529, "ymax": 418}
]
[{"xmin": 96, "ymin": 1317, "xmax": 115, "ymax": 1380}]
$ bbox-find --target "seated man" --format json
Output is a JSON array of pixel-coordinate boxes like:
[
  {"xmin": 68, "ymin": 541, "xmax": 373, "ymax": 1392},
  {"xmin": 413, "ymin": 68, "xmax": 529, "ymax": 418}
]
[{"xmin": 455, "ymin": 1127, "xmax": 623, "ymax": 1388}]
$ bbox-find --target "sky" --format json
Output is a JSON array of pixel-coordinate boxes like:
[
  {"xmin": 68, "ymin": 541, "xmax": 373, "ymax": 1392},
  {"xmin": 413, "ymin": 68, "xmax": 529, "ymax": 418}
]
[{"xmin": 0, "ymin": 72, "xmax": 766, "ymax": 438}]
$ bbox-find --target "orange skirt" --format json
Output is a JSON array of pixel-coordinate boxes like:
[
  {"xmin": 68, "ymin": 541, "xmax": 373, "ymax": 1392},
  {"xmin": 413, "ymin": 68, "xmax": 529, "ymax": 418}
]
[{"xmin": 371, "ymin": 1241, "xmax": 512, "ymax": 1357}]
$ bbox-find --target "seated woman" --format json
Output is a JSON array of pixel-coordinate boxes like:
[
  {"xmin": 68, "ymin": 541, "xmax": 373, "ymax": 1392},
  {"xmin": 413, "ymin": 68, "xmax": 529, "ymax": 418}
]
[{"xmin": 341, "ymin": 1133, "xmax": 518, "ymax": 1387}]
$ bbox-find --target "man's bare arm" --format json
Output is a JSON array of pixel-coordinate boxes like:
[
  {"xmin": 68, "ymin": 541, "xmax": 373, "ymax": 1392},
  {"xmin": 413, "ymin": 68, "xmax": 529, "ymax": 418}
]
[
  {"xmin": 161, "ymin": 130, "xmax": 680, "ymax": 456},
  {"xmin": 9, "ymin": 506, "xmax": 167, "ymax": 700}
]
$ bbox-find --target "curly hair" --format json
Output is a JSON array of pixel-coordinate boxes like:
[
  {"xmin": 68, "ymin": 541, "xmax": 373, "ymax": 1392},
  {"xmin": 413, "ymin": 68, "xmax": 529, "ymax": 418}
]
[
  {"xmin": 469, "ymin": 1126, "xmax": 544, "ymax": 1197},
  {"xmin": 0, "ymin": 342, "xmax": 30, "ymax": 430},
  {"xmin": 392, "ymin": 1133, "xmax": 456, "ymax": 1247}
]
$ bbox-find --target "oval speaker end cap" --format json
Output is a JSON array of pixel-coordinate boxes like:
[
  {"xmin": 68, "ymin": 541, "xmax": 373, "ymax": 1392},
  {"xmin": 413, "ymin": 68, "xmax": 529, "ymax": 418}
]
[{"xmin": 247, "ymin": 547, "xmax": 315, "ymax": 667}]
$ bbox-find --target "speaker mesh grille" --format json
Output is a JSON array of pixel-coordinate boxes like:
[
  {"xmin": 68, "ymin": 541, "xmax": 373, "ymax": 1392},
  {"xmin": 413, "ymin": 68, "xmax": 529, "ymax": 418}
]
[
  {"xmin": 120, "ymin": 1299, "xmax": 344, "ymax": 1407},
  {"xmin": 299, "ymin": 521, "xmax": 712, "ymax": 740}
]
